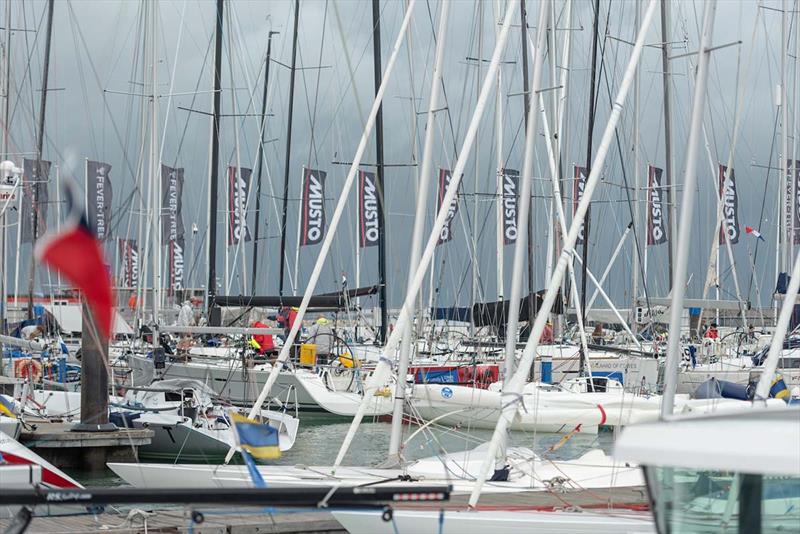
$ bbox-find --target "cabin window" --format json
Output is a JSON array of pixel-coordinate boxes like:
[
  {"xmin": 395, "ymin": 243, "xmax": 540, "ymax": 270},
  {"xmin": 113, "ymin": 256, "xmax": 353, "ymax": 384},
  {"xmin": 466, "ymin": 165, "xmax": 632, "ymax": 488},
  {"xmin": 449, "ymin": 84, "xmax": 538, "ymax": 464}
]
[{"xmin": 644, "ymin": 466, "xmax": 799, "ymax": 533}]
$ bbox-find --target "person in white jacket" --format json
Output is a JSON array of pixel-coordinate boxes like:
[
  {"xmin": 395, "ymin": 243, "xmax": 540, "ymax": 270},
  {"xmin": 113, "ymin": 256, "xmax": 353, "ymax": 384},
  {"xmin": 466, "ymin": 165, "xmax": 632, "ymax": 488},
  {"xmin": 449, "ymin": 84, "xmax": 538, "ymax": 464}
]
[{"xmin": 177, "ymin": 300, "xmax": 195, "ymax": 327}]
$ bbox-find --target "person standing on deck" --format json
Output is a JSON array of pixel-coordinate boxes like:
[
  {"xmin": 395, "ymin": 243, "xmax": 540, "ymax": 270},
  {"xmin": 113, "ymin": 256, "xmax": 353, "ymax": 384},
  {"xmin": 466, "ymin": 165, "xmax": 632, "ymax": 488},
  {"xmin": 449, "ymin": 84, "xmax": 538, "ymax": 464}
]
[
  {"xmin": 177, "ymin": 300, "xmax": 195, "ymax": 327},
  {"xmin": 307, "ymin": 317, "xmax": 334, "ymax": 363}
]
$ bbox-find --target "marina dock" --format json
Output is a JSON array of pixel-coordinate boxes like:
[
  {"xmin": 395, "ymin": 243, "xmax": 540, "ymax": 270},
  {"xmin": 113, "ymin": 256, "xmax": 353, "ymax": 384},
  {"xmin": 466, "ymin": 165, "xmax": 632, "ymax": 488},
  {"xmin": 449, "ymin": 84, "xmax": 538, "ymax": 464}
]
[
  {"xmin": 0, "ymin": 509, "xmax": 345, "ymax": 534},
  {"xmin": 18, "ymin": 421, "xmax": 153, "ymax": 470}
]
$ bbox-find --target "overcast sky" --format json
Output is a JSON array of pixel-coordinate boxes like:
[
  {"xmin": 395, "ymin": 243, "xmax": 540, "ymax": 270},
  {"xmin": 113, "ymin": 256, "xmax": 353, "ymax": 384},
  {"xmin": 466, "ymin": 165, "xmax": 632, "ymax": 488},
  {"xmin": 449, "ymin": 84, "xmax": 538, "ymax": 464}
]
[{"xmin": 3, "ymin": 0, "xmax": 797, "ymax": 314}]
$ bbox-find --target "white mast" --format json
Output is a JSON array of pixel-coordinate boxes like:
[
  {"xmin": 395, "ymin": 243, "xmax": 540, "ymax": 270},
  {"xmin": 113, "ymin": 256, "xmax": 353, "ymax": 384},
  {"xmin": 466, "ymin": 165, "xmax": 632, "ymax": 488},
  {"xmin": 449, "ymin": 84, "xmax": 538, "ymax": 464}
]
[
  {"xmin": 786, "ymin": 1, "xmax": 800, "ymax": 270},
  {"xmin": 661, "ymin": 0, "xmax": 717, "ymax": 417},
  {"xmin": 781, "ymin": 0, "xmax": 790, "ymax": 273},
  {"xmin": 389, "ymin": 0, "xmax": 450, "ymax": 461},
  {"xmin": 502, "ymin": 0, "xmax": 549, "ymax": 383},
  {"xmin": 1, "ymin": 2, "xmax": 10, "ymax": 332},
  {"xmin": 553, "ymin": 0, "xmax": 572, "ymax": 334},
  {"xmin": 494, "ymin": 0, "xmax": 504, "ymax": 301},
  {"xmin": 469, "ymin": 0, "xmax": 659, "ymax": 507},
  {"xmin": 333, "ymin": 0, "xmax": 520, "ymax": 472},
  {"xmin": 150, "ymin": 0, "xmax": 161, "ymax": 323},
  {"xmin": 630, "ymin": 1, "xmax": 641, "ymax": 334},
  {"xmin": 471, "ymin": 1, "xmax": 482, "ymax": 337}
]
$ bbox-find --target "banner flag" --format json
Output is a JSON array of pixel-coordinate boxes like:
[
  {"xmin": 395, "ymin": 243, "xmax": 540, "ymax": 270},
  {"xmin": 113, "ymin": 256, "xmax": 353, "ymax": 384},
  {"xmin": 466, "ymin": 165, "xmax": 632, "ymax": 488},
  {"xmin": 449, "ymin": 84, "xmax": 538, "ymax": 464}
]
[
  {"xmin": 573, "ymin": 166, "xmax": 587, "ymax": 246},
  {"xmin": 21, "ymin": 158, "xmax": 50, "ymax": 243},
  {"xmin": 86, "ymin": 160, "xmax": 113, "ymax": 241},
  {"xmin": 299, "ymin": 167, "xmax": 326, "ymax": 247},
  {"xmin": 718, "ymin": 164, "xmax": 740, "ymax": 245},
  {"xmin": 227, "ymin": 166, "xmax": 252, "ymax": 246},
  {"xmin": 436, "ymin": 168, "xmax": 460, "ymax": 245},
  {"xmin": 161, "ymin": 165, "xmax": 185, "ymax": 244},
  {"xmin": 358, "ymin": 170, "xmax": 379, "ymax": 248},
  {"xmin": 168, "ymin": 235, "xmax": 185, "ymax": 294},
  {"xmin": 646, "ymin": 165, "xmax": 667, "ymax": 246},
  {"xmin": 118, "ymin": 238, "xmax": 139, "ymax": 288},
  {"xmin": 501, "ymin": 169, "xmax": 519, "ymax": 245}
]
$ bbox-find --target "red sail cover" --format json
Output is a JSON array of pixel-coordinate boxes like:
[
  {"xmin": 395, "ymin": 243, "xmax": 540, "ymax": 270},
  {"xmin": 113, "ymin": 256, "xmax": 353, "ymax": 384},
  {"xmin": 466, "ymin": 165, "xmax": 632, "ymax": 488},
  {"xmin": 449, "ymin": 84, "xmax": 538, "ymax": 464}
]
[
  {"xmin": 502, "ymin": 169, "xmax": 519, "ymax": 245},
  {"xmin": 436, "ymin": 168, "xmax": 459, "ymax": 245},
  {"xmin": 117, "ymin": 238, "xmax": 139, "ymax": 288},
  {"xmin": 36, "ymin": 181, "xmax": 113, "ymax": 339},
  {"xmin": 227, "ymin": 166, "xmax": 252, "ymax": 246},
  {"xmin": 573, "ymin": 166, "xmax": 587, "ymax": 245},
  {"xmin": 358, "ymin": 170, "xmax": 379, "ymax": 248},
  {"xmin": 646, "ymin": 165, "xmax": 667, "ymax": 246},
  {"xmin": 718, "ymin": 164, "xmax": 740, "ymax": 245},
  {"xmin": 300, "ymin": 167, "xmax": 326, "ymax": 247}
]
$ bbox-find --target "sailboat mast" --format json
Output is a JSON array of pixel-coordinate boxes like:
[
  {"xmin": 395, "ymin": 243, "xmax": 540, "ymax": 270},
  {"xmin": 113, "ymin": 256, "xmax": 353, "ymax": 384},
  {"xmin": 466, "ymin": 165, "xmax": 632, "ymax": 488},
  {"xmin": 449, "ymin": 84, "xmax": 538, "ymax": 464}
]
[
  {"xmin": 631, "ymin": 2, "xmax": 641, "ymax": 335},
  {"xmin": 471, "ymin": 2, "xmax": 484, "ymax": 339},
  {"xmin": 207, "ymin": 0, "xmax": 224, "ymax": 325},
  {"xmin": 372, "ymin": 0, "xmax": 388, "ymax": 343},
  {"xmin": 519, "ymin": 0, "xmax": 534, "ymax": 325},
  {"xmin": 660, "ymin": 0, "xmax": 675, "ymax": 290},
  {"xmin": 2, "ymin": 0, "xmax": 9, "ymax": 158},
  {"xmin": 494, "ymin": 0, "xmax": 504, "ymax": 303},
  {"xmin": 390, "ymin": 0, "xmax": 451, "ymax": 461},
  {"xmin": 579, "ymin": 0, "xmax": 601, "ymax": 374},
  {"xmin": 278, "ymin": 0, "xmax": 300, "ymax": 297},
  {"xmin": 150, "ymin": 0, "xmax": 161, "ymax": 324},
  {"xmin": 781, "ymin": 0, "xmax": 790, "ymax": 273},
  {"xmin": 27, "ymin": 0, "xmax": 54, "ymax": 319},
  {"xmin": 662, "ymin": 0, "xmax": 716, "ymax": 417},
  {"xmin": 1, "ymin": 0, "xmax": 11, "ymax": 338},
  {"xmin": 251, "ymin": 31, "xmax": 277, "ymax": 292}
]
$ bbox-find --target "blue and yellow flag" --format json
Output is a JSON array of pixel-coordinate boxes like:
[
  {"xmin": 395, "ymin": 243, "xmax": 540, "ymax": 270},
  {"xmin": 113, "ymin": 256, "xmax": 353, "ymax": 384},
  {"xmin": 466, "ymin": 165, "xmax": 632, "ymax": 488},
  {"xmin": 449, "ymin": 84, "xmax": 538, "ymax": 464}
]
[
  {"xmin": 770, "ymin": 374, "xmax": 790, "ymax": 401},
  {"xmin": 230, "ymin": 411, "xmax": 281, "ymax": 460},
  {"xmin": 0, "ymin": 395, "xmax": 17, "ymax": 419}
]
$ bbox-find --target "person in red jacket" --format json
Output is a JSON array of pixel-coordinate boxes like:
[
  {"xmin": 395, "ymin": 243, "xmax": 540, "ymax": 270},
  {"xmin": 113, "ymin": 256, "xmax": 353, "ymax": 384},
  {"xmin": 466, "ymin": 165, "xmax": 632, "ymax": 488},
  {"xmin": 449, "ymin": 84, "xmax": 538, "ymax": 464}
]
[
  {"xmin": 704, "ymin": 323, "xmax": 719, "ymax": 340},
  {"xmin": 251, "ymin": 320, "xmax": 275, "ymax": 355}
]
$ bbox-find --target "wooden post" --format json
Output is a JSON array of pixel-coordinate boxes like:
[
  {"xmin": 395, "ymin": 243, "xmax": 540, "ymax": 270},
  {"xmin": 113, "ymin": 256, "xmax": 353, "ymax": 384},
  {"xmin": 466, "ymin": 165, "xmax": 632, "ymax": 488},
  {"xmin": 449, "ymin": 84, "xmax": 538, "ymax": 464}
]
[{"xmin": 73, "ymin": 301, "xmax": 115, "ymax": 433}]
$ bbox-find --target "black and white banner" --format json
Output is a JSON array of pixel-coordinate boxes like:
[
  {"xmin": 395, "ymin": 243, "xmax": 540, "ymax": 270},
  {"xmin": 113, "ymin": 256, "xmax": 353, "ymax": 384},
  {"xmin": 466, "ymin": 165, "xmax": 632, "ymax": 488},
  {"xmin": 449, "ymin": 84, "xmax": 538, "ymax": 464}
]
[
  {"xmin": 161, "ymin": 165, "xmax": 185, "ymax": 244},
  {"xmin": 300, "ymin": 167, "xmax": 326, "ymax": 247},
  {"xmin": 646, "ymin": 165, "xmax": 667, "ymax": 246},
  {"xmin": 227, "ymin": 166, "xmax": 252, "ymax": 246},
  {"xmin": 501, "ymin": 169, "xmax": 519, "ymax": 245},
  {"xmin": 358, "ymin": 170, "xmax": 379, "ymax": 248},
  {"xmin": 21, "ymin": 158, "xmax": 50, "ymax": 243},
  {"xmin": 86, "ymin": 160, "xmax": 113, "ymax": 241},
  {"xmin": 718, "ymin": 164, "xmax": 740, "ymax": 245},
  {"xmin": 791, "ymin": 159, "xmax": 800, "ymax": 245},
  {"xmin": 118, "ymin": 238, "xmax": 139, "ymax": 288},
  {"xmin": 437, "ymin": 168, "xmax": 460, "ymax": 246},
  {"xmin": 168, "ymin": 236, "xmax": 185, "ymax": 294},
  {"xmin": 573, "ymin": 166, "xmax": 587, "ymax": 246}
]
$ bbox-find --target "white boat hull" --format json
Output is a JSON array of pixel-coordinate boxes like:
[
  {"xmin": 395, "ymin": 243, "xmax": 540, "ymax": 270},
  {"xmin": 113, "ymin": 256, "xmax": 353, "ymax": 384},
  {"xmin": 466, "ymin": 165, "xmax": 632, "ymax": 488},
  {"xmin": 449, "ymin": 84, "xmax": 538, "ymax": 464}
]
[{"xmin": 332, "ymin": 509, "xmax": 655, "ymax": 534}]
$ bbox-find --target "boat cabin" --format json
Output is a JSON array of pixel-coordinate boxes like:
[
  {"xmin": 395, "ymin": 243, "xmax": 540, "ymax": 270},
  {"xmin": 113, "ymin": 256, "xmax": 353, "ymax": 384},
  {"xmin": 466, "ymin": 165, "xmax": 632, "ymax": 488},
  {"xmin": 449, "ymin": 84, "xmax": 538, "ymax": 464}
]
[{"xmin": 615, "ymin": 407, "xmax": 800, "ymax": 533}]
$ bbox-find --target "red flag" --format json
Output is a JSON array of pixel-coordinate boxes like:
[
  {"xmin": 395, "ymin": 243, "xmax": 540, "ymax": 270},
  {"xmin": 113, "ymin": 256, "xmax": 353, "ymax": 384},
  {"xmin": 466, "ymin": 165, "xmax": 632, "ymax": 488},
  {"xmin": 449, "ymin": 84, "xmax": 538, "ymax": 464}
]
[{"xmin": 34, "ymin": 180, "xmax": 113, "ymax": 339}]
